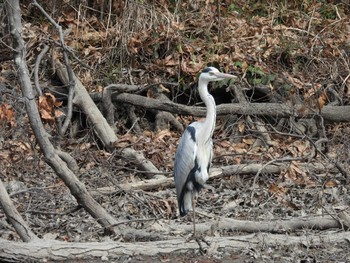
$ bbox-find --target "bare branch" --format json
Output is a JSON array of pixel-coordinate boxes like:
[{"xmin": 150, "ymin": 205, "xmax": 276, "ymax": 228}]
[
  {"xmin": 0, "ymin": 178, "xmax": 38, "ymax": 242},
  {"xmin": 32, "ymin": 0, "xmax": 75, "ymax": 136},
  {"xmin": 55, "ymin": 62, "xmax": 162, "ymax": 176},
  {"xmin": 97, "ymin": 162, "xmax": 333, "ymax": 192},
  {"xmin": 33, "ymin": 44, "xmax": 49, "ymax": 96},
  {"xmin": 6, "ymin": 0, "xmax": 118, "ymax": 229},
  {"xmin": 108, "ymin": 92, "xmax": 350, "ymax": 122},
  {"xmin": 55, "ymin": 60, "xmax": 117, "ymax": 149}
]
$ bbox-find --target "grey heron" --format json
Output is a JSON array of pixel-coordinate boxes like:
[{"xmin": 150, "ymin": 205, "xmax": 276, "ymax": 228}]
[{"xmin": 174, "ymin": 67, "xmax": 236, "ymax": 236}]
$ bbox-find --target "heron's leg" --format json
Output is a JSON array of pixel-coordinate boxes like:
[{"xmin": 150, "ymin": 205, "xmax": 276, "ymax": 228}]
[
  {"xmin": 192, "ymin": 190, "xmax": 196, "ymax": 237},
  {"xmin": 190, "ymin": 191, "xmax": 209, "ymax": 254}
]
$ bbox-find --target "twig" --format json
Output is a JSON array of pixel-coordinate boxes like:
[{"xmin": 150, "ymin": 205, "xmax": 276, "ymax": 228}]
[
  {"xmin": 32, "ymin": 0, "xmax": 75, "ymax": 136},
  {"xmin": 250, "ymin": 156, "xmax": 305, "ymax": 202},
  {"xmin": 268, "ymin": 124, "xmax": 348, "ymax": 179},
  {"xmin": 216, "ymin": 0, "xmax": 221, "ymax": 40},
  {"xmin": 106, "ymin": 0, "xmax": 112, "ymax": 33},
  {"xmin": 103, "ymin": 162, "xmax": 171, "ymax": 175},
  {"xmin": 51, "ymin": 40, "xmax": 93, "ymax": 69},
  {"xmin": 9, "ymin": 185, "xmax": 59, "ymax": 197},
  {"xmin": 0, "ymin": 176, "xmax": 38, "ymax": 241},
  {"xmin": 102, "ymin": 85, "xmax": 116, "ymax": 126},
  {"xmin": 107, "ymin": 217, "xmax": 157, "ymax": 228},
  {"xmin": 55, "ymin": 149, "xmax": 79, "ymax": 172},
  {"xmin": 105, "ymin": 83, "xmax": 145, "ymax": 93},
  {"xmin": 126, "ymin": 106, "xmax": 141, "ymax": 134},
  {"xmin": 27, "ymin": 205, "xmax": 82, "ymax": 216},
  {"xmin": 33, "ymin": 44, "xmax": 49, "ymax": 96}
]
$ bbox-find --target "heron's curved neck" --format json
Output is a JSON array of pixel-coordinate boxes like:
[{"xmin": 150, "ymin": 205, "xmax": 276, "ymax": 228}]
[{"xmin": 198, "ymin": 78, "xmax": 216, "ymax": 139}]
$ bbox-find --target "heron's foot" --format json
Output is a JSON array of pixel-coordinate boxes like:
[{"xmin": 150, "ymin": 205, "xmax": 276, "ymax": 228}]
[{"xmin": 186, "ymin": 233, "xmax": 210, "ymax": 254}]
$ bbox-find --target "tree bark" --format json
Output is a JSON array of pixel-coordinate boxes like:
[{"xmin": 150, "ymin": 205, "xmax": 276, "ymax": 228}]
[
  {"xmin": 170, "ymin": 215, "xmax": 343, "ymax": 235},
  {"xmin": 0, "ymin": 179, "xmax": 38, "ymax": 242},
  {"xmin": 101, "ymin": 92, "xmax": 350, "ymax": 122},
  {"xmin": 55, "ymin": 62, "xmax": 162, "ymax": 177},
  {"xmin": 55, "ymin": 60, "xmax": 117, "ymax": 150},
  {"xmin": 1, "ymin": 230, "xmax": 349, "ymax": 261},
  {"xmin": 107, "ymin": 162, "xmax": 334, "ymax": 192}
]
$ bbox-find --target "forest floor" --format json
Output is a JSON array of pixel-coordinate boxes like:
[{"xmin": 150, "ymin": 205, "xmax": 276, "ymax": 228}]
[
  {"xmin": 1, "ymin": 1, "xmax": 350, "ymax": 262},
  {"xmin": 2, "ymin": 130, "xmax": 350, "ymax": 262}
]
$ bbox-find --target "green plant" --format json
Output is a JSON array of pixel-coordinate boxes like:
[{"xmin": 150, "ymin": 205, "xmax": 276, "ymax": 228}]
[
  {"xmin": 246, "ymin": 65, "xmax": 275, "ymax": 85},
  {"xmin": 320, "ymin": 3, "xmax": 337, "ymax": 19}
]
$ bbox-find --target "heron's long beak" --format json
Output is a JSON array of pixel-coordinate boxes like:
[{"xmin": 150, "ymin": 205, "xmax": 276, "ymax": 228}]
[{"xmin": 213, "ymin": 71, "xmax": 237, "ymax": 80}]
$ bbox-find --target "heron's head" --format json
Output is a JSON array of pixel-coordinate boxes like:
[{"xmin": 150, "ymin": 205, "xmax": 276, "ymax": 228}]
[{"xmin": 199, "ymin": 67, "xmax": 236, "ymax": 82}]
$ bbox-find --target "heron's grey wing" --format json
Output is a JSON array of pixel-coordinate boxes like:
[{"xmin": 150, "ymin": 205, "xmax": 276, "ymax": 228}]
[{"xmin": 174, "ymin": 126, "xmax": 197, "ymax": 203}]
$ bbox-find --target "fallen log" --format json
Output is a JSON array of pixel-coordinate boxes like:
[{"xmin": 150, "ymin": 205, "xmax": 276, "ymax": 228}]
[
  {"xmin": 99, "ymin": 162, "xmax": 334, "ymax": 192},
  {"xmin": 1, "ymin": 230, "xmax": 349, "ymax": 262},
  {"xmin": 169, "ymin": 215, "xmax": 343, "ymax": 235},
  {"xmin": 92, "ymin": 92, "xmax": 350, "ymax": 122}
]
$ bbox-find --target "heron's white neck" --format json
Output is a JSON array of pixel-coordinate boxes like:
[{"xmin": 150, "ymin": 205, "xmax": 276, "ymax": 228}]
[{"xmin": 198, "ymin": 78, "xmax": 216, "ymax": 140}]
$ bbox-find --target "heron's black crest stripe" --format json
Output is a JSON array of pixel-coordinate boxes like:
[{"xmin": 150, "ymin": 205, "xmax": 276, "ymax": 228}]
[
  {"xmin": 187, "ymin": 126, "xmax": 196, "ymax": 142},
  {"xmin": 201, "ymin": 67, "xmax": 213, "ymax": 73}
]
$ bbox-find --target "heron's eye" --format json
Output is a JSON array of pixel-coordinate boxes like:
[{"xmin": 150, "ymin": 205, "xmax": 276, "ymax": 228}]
[{"xmin": 208, "ymin": 72, "xmax": 214, "ymax": 75}]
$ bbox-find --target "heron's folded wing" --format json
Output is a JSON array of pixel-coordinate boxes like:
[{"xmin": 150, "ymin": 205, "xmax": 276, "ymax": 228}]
[{"xmin": 174, "ymin": 126, "xmax": 197, "ymax": 201}]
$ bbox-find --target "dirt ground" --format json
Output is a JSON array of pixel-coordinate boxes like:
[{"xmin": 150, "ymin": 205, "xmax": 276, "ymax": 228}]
[
  {"xmin": 2, "ymin": 1, "xmax": 350, "ymax": 262},
  {"xmin": 2, "ymin": 138, "xmax": 350, "ymax": 262}
]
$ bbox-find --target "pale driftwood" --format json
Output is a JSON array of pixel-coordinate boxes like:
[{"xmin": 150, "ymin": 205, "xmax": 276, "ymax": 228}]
[
  {"xmin": 154, "ymin": 93, "xmax": 184, "ymax": 132},
  {"xmin": 110, "ymin": 92, "xmax": 350, "ymax": 122},
  {"xmin": 33, "ymin": 44, "xmax": 49, "ymax": 96},
  {"xmin": 55, "ymin": 62, "xmax": 162, "ymax": 177},
  {"xmin": 55, "ymin": 60, "xmax": 117, "ymax": 150},
  {"xmin": 120, "ymin": 148, "xmax": 166, "ymax": 179},
  {"xmin": 0, "ymin": 179, "xmax": 38, "ymax": 242},
  {"xmin": 119, "ymin": 177, "xmax": 173, "ymax": 191},
  {"xmin": 111, "ymin": 162, "xmax": 334, "ymax": 192},
  {"xmin": 170, "ymin": 215, "xmax": 343, "ymax": 235},
  {"xmin": 102, "ymin": 84, "xmax": 144, "ymax": 127},
  {"xmin": 1, "ymin": 231, "xmax": 350, "ymax": 261},
  {"xmin": 231, "ymin": 84, "xmax": 274, "ymax": 146},
  {"xmin": 7, "ymin": 0, "xmax": 118, "ymax": 229},
  {"xmin": 215, "ymin": 161, "xmax": 335, "ymax": 177}
]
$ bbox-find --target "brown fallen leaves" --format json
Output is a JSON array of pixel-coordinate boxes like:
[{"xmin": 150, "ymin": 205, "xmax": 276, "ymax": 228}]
[
  {"xmin": 38, "ymin": 93, "xmax": 64, "ymax": 124},
  {"xmin": 0, "ymin": 103, "xmax": 15, "ymax": 128}
]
